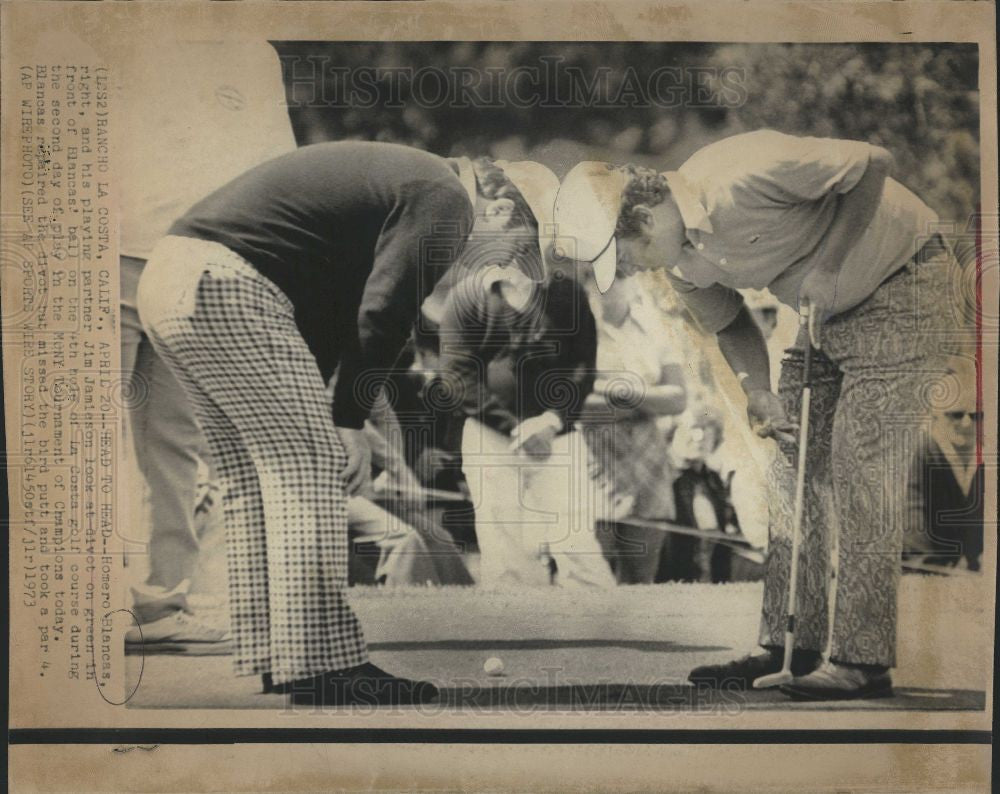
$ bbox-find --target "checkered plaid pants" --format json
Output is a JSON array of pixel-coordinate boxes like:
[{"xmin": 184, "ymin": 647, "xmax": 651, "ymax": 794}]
[{"xmin": 137, "ymin": 236, "xmax": 369, "ymax": 684}]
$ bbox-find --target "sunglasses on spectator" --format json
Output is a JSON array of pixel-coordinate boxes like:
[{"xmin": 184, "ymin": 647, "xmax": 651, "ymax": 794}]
[{"xmin": 944, "ymin": 411, "xmax": 983, "ymax": 421}]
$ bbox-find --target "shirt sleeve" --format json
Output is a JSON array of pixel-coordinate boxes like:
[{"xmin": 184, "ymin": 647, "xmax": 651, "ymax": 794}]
[
  {"xmin": 664, "ymin": 269, "xmax": 745, "ymax": 335},
  {"xmin": 557, "ymin": 282, "xmax": 598, "ymax": 429},
  {"xmin": 332, "ymin": 180, "xmax": 473, "ymax": 428},
  {"xmin": 743, "ymin": 131, "xmax": 874, "ymax": 204},
  {"xmin": 433, "ymin": 284, "xmax": 520, "ymax": 453}
]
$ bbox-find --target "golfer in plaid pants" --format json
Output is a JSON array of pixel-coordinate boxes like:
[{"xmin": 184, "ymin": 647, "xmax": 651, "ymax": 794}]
[{"xmin": 138, "ymin": 142, "xmax": 474, "ymax": 705}]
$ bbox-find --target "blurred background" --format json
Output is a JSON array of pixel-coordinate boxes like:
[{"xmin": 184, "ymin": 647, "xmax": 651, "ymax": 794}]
[{"xmin": 276, "ymin": 42, "xmax": 980, "ymax": 225}]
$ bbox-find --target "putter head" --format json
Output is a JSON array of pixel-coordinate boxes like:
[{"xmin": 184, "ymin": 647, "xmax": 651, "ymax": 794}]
[{"xmin": 752, "ymin": 670, "xmax": 795, "ymax": 689}]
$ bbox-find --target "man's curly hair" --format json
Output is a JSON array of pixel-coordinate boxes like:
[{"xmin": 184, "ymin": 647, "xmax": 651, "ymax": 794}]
[
  {"xmin": 471, "ymin": 157, "xmax": 538, "ymax": 231},
  {"xmin": 463, "ymin": 156, "xmax": 546, "ymax": 279},
  {"xmin": 615, "ymin": 164, "xmax": 670, "ymax": 238}
]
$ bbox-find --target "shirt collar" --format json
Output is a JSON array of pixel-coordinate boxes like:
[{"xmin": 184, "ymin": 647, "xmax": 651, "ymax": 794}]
[
  {"xmin": 663, "ymin": 171, "xmax": 713, "ymax": 234},
  {"xmin": 452, "ymin": 156, "xmax": 479, "ymax": 209},
  {"xmin": 481, "ymin": 264, "xmax": 535, "ymax": 294}
]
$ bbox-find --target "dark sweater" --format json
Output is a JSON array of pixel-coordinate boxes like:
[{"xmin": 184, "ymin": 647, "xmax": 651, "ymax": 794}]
[
  {"xmin": 433, "ymin": 274, "xmax": 598, "ymax": 452},
  {"xmin": 169, "ymin": 141, "xmax": 474, "ymax": 428}
]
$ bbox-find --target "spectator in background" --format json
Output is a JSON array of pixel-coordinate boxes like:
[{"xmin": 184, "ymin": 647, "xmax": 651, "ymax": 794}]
[
  {"xmin": 905, "ymin": 357, "xmax": 984, "ymax": 571},
  {"xmin": 345, "ymin": 387, "xmax": 474, "ymax": 587},
  {"xmin": 121, "ymin": 40, "xmax": 296, "ymax": 650},
  {"xmin": 662, "ymin": 407, "xmax": 740, "ymax": 583},
  {"xmin": 582, "ymin": 274, "xmax": 687, "ymax": 584}
]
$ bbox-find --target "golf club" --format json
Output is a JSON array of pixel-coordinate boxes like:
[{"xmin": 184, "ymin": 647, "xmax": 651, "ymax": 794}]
[{"xmin": 753, "ymin": 302, "xmax": 814, "ymax": 690}]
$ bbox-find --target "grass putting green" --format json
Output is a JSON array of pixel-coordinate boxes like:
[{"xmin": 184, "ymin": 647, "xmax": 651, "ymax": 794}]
[{"xmin": 125, "ymin": 577, "xmax": 990, "ymax": 711}]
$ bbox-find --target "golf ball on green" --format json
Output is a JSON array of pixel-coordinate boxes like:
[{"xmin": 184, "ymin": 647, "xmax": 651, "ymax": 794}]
[{"xmin": 484, "ymin": 656, "xmax": 504, "ymax": 676}]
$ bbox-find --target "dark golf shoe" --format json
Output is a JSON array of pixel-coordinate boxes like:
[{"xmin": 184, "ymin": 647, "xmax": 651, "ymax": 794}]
[
  {"xmin": 265, "ymin": 662, "xmax": 440, "ymax": 706},
  {"xmin": 779, "ymin": 661, "xmax": 893, "ymax": 701},
  {"xmin": 688, "ymin": 649, "xmax": 821, "ymax": 689}
]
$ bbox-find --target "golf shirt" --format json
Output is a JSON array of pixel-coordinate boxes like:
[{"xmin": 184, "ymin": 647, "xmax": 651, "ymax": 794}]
[
  {"xmin": 169, "ymin": 141, "xmax": 474, "ymax": 428},
  {"xmin": 663, "ymin": 130, "xmax": 939, "ymax": 333},
  {"xmin": 434, "ymin": 273, "xmax": 598, "ymax": 451}
]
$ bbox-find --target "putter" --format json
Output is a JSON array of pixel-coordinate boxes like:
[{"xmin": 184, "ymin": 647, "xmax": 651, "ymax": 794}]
[{"xmin": 753, "ymin": 303, "xmax": 814, "ymax": 690}]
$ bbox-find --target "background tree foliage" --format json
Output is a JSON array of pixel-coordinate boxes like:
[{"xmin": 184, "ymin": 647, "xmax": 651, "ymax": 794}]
[
  {"xmin": 712, "ymin": 44, "xmax": 979, "ymax": 226},
  {"xmin": 278, "ymin": 42, "xmax": 980, "ymax": 225}
]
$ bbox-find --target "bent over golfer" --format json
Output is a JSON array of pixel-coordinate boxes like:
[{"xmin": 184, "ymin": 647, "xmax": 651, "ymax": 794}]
[
  {"xmin": 137, "ymin": 142, "xmax": 474, "ymax": 705},
  {"xmin": 555, "ymin": 130, "xmax": 968, "ymax": 700}
]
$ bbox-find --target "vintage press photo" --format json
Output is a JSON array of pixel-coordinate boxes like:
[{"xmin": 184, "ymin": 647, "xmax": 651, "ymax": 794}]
[{"xmin": 2, "ymin": 0, "xmax": 996, "ymax": 790}]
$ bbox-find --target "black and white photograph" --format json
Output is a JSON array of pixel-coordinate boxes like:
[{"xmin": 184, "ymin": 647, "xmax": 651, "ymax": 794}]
[
  {"xmin": 2, "ymin": 1, "xmax": 996, "ymax": 791},
  {"xmin": 115, "ymin": 36, "xmax": 990, "ymax": 712}
]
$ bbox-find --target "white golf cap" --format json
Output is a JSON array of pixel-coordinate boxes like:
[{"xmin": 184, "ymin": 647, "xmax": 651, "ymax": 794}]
[
  {"xmin": 495, "ymin": 159, "xmax": 560, "ymax": 277},
  {"xmin": 553, "ymin": 161, "xmax": 626, "ymax": 293}
]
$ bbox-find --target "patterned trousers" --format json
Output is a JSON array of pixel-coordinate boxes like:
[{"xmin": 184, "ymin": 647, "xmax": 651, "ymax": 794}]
[
  {"xmin": 137, "ymin": 236, "xmax": 368, "ymax": 684},
  {"xmin": 759, "ymin": 240, "xmax": 968, "ymax": 667}
]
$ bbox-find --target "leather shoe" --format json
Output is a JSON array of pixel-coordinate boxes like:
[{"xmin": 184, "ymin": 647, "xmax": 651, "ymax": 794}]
[
  {"xmin": 688, "ymin": 648, "xmax": 820, "ymax": 689},
  {"xmin": 779, "ymin": 660, "xmax": 893, "ymax": 701}
]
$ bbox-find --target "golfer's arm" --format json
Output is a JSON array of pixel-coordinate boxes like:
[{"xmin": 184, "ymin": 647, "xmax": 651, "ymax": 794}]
[
  {"xmin": 560, "ymin": 291, "xmax": 599, "ymax": 428},
  {"xmin": 334, "ymin": 181, "xmax": 473, "ymax": 429},
  {"xmin": 435, "ymin": 299, "xmax": 518, "ymax": 450},
  {"xmin": 716, "ymin": 306, "xmax": 772, "ymax": 394},
  {"xmin": 811, "ymin": 147, "xmax": 892, "ymax": 275}
]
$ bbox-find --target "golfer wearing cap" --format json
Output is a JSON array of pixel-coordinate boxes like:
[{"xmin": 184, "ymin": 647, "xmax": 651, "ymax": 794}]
[
  {"xmin": 433, "ymin": 159, "xmax": 617, "ymax": 588},
  {"xmin": 554, "ymin": 129, "xmax": 965, "ymax": 699}
]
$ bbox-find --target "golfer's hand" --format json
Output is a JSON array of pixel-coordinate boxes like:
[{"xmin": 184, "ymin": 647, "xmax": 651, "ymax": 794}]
[
  {"xmin": 336, "ymin": 427, "xmax": 372, "ymax": 496},
  {"xmin": 798, "ymin": 273, "xmax": 836, "ymax": 348},
  {"xmin": 746, "ymin": 388, "xmax": 797, "ymax": 445},
  {"xmin": 509, "ymin": 412, "xmax": 561, "ymax": 461}
]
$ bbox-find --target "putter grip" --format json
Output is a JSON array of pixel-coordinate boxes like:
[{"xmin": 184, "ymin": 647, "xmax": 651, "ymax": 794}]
[
  {"xmin": 803, "ymin": 338, "xmax": 813, "ymax": 386},
  {"xmin": 801, "ymin": 303, "xmax": 814, "ymax": 386}
]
